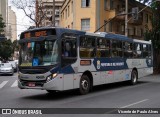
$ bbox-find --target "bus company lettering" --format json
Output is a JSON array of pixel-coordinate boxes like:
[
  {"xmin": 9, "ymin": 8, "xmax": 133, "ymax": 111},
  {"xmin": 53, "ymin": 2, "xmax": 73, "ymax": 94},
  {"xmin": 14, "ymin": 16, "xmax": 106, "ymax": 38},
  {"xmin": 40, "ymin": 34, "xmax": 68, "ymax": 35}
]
[{"xmin": 101, "ymin": 62, "xmax": 124, "ymax": 67}]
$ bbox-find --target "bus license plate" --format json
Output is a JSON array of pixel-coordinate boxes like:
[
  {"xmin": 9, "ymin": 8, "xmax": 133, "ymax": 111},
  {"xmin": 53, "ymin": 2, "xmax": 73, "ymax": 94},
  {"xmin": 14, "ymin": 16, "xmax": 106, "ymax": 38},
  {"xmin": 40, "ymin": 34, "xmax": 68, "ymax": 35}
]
[{"xmin": 28, "ymin": 82, "xmax": 35, "ymax": 87}]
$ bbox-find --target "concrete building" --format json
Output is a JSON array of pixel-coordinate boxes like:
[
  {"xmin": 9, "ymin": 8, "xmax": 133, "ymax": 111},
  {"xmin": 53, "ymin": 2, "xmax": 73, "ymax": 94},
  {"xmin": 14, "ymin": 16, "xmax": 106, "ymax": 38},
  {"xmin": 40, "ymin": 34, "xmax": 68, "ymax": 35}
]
[
  {"xmin": 60, "ymin": 0, "xmax": 152, "ymax": 40},
  {"xmin": 36, "ymin": 0, "xmax": 64, "ymax": 27},
  {"xmin": 8, "ymin": 6, "xmax": 17, "ymax": 41},
  {"xmin": 0, "ymin": 0, "xmax": 9, "ymax": 38}
]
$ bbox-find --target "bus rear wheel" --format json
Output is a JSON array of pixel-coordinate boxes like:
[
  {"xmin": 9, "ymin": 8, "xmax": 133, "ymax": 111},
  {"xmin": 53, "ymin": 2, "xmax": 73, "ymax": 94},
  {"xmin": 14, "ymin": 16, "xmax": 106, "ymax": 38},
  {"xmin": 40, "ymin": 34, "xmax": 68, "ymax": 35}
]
[
  {"xmin": 130, "ymin": 70, "xmax": 138, "ymax": 85},
  {"xmin": 79, "ymin": 75, "xmax": 91, "ymax": 95}
]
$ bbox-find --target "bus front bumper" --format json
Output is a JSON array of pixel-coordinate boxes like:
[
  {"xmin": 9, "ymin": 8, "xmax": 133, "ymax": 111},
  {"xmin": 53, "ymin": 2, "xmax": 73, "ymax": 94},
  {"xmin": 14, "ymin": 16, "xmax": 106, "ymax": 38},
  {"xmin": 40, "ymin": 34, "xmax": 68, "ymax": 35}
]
[{"xmin": 18, "ymin": 78, "xmax": 63, "ymax": 91}]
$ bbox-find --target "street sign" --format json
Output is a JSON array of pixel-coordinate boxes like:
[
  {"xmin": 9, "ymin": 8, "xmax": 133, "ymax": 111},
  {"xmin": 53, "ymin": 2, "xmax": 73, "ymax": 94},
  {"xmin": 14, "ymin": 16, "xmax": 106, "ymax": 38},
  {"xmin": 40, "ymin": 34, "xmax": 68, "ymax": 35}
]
[{"xmin": 132, "ymin": 7, "xmax": 139, "ymax": 20}]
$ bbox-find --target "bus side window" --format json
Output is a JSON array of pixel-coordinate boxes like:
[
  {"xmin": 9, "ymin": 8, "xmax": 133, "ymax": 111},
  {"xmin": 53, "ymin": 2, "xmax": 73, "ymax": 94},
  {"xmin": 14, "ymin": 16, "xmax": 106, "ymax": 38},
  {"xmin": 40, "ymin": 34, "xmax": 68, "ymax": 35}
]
[
  {"xmin": 111, "ymin": 40, "xmax": 123, "ymax": 58},
  {"xmin": 80, "ymin": 36, "xmax": 96, "ymax": 58},
  {"xmin": 97, "ymin": 38, "xmax": 111, "ymax": 58},
  {"xmin": 134, "ymin": 43, "xmax": 142, "ymax": 58},
  {"xmin": 123, "ymin": 42, "xmax": 133, "ymax": 58},
  {"xmin": 61, "ymin": 34, "xmax": 77, "ymax": 67}
]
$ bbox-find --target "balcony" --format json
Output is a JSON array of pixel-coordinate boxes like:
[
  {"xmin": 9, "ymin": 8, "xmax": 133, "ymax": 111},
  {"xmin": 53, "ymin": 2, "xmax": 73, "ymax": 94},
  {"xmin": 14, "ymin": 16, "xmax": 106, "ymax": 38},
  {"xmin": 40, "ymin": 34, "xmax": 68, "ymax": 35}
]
[
  {"xmin": 128, "ymin": 16, "xmax": 143, "ymax": 25},
  {"xmin": 114, "ymin": 8, "xmax": 126, "ymax": 21}
]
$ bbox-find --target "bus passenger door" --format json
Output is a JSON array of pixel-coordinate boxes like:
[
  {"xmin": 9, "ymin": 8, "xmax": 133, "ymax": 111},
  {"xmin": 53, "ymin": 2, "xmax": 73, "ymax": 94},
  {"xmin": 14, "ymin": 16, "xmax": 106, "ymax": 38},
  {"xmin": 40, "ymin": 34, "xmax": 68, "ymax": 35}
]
[{"xmin": 61, "ymin": 33, "xmax": 78, "ymax": 90}]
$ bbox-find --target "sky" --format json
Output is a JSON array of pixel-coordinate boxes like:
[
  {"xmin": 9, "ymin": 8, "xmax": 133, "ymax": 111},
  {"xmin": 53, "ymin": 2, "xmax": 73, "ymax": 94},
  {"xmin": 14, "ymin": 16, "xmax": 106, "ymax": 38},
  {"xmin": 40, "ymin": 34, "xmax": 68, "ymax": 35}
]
[
  {"xmin": 9, "ymin": 0, "xmax": 33, "ymax": 39},
  {"xmin": 8, "ymin": 0, "xmax": 147, "ymax": 39}
]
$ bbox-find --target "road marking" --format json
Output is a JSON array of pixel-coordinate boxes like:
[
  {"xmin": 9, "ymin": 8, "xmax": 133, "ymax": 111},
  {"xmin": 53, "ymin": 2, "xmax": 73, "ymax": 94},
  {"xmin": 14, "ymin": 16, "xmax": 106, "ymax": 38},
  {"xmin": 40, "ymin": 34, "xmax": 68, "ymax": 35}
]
[
  {"xmin": 0, "ymin": 81, "xmax": 8, "ymax": 88},
  {"xmin": 105, "ymin": 99, "xmax": 149, "ymax": 114},
  {"xmin": 11, "ymin": 80, "xmax": 18, "ymax": 87},
  {"xmin": 120, "ymin": 99, "xmax": 149, "ymax": 108}
]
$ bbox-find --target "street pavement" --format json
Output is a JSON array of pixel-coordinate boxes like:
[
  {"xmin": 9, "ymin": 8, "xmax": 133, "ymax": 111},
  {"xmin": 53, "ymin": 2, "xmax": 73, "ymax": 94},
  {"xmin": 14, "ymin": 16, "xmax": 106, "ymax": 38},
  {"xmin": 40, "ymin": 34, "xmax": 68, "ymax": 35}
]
[{"xmin": 0, "ymin": 73, "xmax": 160, "ymax": 117}]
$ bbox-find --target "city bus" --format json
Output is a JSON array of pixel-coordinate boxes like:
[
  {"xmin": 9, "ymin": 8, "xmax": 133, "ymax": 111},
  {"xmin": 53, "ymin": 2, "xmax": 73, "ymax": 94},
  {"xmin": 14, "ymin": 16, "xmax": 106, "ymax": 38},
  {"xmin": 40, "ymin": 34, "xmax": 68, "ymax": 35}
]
[{"xmin": 18, "ymin": 27, "xmax": 153, "ymax": 95}]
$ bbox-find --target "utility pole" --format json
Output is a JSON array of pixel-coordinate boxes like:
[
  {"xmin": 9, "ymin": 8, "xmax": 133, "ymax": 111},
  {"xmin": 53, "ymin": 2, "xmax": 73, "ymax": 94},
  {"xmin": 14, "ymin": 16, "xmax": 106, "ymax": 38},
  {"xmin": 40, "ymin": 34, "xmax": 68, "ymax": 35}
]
[
  {"xmin": 125, "ymin": 0, "xmax": 128, "ymax": 37},
  {"xmin": 52, "ymin": 0, "xmax": 55, "ymax": 26}
]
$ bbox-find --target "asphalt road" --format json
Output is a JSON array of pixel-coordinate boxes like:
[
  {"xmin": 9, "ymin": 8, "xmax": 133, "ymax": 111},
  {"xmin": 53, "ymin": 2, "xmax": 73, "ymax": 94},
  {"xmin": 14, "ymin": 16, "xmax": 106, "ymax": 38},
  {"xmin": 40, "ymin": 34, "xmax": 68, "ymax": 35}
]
[{"xmin": 0, "ymin": 73, "xmax": 160, "ymax": 117}]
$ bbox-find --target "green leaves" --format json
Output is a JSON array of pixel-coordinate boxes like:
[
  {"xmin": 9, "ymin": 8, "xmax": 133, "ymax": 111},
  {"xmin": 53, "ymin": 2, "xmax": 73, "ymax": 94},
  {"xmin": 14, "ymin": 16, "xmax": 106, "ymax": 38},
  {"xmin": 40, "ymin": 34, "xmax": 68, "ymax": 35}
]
[
  {"xmin": 0, "ymin": 40, "xmax": 12, "ymax": 60},
  {"xmin": 0, "ymin": 14, "xmax": 5, "ymax": 34},
  {"xmin": 144, "ymin": 1, "xmax": 160, "ymax": 49}
]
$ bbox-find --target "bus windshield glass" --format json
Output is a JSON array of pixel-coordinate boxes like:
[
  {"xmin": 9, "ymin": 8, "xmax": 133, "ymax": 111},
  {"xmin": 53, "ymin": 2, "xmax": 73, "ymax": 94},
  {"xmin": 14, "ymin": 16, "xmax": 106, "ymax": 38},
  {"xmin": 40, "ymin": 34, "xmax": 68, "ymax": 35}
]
[{"xmin": 19, "ymin": 37, "xmax": 59, "ymax": 67}]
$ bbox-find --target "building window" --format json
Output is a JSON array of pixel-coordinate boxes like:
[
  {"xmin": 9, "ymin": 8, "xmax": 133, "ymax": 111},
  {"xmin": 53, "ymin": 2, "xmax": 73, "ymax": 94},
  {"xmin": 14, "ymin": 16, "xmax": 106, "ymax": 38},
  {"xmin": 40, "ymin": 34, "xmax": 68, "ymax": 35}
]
[
  {"xmin": 109, "ymin": 22, "xmax": 112, "ymax": 32},
  {"xmin": 104, "ymin": 20, "xmax": 107, "ymax": 32},
  {"xmin": 133, "ymin": 27, "xmax": 136, "ymax": 35},
  {"xmin": 71, "ymin": 1, "xmax": 73, "ymax": 13},
  {"xmin": 141, "ymin": 29, "xmax": 143, "ymax": 37},
  {"xmin": 65, "ymin": 9, "xmax": 67, "ymax": 19},
  {"xmin": 145, "ymin": 14, "xmax": 148, "ymax": 23},
  {"xmin": 81, "ymin": 19, "xmax": 90, "ymax": 31},
  {"xmin": 63, "ymin": 12, "xmax": 64, "ymax": 19},
  {"xmin": 104, "ymin": 0, "xmax": 107, "ymax": 10},
  {"xmin": 68, "ymin": 5, "xmax": 70, "ymax": 17},
  {"xmin": 71, "ymin": 22, "xmax": 73, "ymax": 29},
  {"xmin": 110, "ymin": 0, "xmax": 114, "ymax": 10},
  {"xmin": 81, "ymin": 0, "xmax": 90, "ymax": 7}
]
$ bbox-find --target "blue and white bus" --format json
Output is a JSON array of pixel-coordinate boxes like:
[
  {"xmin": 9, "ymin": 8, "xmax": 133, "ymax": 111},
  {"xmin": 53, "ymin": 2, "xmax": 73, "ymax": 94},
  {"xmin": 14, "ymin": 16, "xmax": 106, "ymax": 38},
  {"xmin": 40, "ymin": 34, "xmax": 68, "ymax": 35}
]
[{"xmin": 18, "ymin": 27, "xmax": 153, "ymax": 94}]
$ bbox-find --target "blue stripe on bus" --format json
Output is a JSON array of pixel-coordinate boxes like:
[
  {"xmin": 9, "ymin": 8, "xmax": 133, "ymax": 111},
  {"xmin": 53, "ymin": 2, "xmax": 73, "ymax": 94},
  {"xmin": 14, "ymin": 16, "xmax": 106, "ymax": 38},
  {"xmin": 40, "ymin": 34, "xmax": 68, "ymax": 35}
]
[
  {"xmin": 50, "ymin": 66, "xmax": 60, "ymax": 74},
  {"xmin": 60, "ymin": 65, "xmax": 75, "ymax": 74},
  {"xmin": 93, "ymin": 58, "xmax": 129, "ymax": 71}
]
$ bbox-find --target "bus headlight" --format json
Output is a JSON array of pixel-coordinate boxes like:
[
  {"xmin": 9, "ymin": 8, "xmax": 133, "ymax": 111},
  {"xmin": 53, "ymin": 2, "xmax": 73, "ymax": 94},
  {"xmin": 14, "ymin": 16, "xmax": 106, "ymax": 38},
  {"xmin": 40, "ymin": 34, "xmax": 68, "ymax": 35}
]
[{"xmin": 46, "ymin": 73, "xmax": 58, "ymax": 82}]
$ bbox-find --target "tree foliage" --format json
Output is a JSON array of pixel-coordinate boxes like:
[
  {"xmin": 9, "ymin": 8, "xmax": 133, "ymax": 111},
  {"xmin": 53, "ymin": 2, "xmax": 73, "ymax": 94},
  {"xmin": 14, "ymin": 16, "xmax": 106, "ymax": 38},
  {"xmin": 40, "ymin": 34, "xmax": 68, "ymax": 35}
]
[
  {"xmin": 12, "ymin": 40, "xmax": 19, "ymax": 53},
  {"xmin": 0, "ymin": 14, "xmax": 5, "ymax": 34},
  {"xmin": 144, "ymin": 1, "xmax": 160, "ymax": 73},
  {"xmin": 0, "ymin": 40, "xmax": 13, "ymax": 61},
  {"xmin": 0, "ymin": 15, "xmax": 18, "ymax": 61},
  {"xmin": 11, "ymin": 0, "xmax": 51, "ymax": 27}
]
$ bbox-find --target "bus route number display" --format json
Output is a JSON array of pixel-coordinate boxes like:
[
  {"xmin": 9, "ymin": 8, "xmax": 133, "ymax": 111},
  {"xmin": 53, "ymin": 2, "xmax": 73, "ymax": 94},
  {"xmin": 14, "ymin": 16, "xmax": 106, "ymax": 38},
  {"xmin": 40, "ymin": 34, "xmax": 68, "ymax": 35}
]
[{"xmin": 24, "ymin": 31, "xmax": 47, "ymax": 38}]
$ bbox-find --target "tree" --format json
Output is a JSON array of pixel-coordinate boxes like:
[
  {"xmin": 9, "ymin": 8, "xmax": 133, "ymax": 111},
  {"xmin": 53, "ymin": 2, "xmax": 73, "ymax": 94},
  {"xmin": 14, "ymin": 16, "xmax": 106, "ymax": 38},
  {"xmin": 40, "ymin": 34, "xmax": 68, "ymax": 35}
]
[
  {"xmin": 12, "ymin": 40, "xmax": 19, "ymax": 53},
  {"xmin": 144, "ymin": 1, "xmax": 160, "ymax": 73},
  {"xmin": 0, "ymin": 14, "xmax": 5, "ymax": 34},
  {"xmin": 0, "ymin": 40, "xmax": 13, "ymax": 61},
  {"xmin": 11, "ymin": 0, "xmax": 51, "ymax": 27}
]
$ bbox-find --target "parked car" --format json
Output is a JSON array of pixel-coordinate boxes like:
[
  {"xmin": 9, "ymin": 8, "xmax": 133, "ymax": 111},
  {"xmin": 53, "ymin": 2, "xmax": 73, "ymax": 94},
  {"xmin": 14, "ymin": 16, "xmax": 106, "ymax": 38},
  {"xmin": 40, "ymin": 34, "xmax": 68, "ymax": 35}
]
[
  {"xmin": 0, "ymin": 63, "xmax": 14, "ymax": 75},
  {"xmin": 8, "ymin": 61, "xmax": 17, "ymax": 72}
]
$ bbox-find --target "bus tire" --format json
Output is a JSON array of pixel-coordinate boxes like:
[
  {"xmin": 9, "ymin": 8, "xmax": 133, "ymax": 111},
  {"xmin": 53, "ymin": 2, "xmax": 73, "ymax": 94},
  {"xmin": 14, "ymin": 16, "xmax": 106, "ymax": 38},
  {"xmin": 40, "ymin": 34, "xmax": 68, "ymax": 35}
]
[
  {"xmin": 79, "ymin": 75, "xmax": 91, "ymax": 95},
  {"xmin": 130, "ymin": 70, "xmax": 138, "ymax": 85}
]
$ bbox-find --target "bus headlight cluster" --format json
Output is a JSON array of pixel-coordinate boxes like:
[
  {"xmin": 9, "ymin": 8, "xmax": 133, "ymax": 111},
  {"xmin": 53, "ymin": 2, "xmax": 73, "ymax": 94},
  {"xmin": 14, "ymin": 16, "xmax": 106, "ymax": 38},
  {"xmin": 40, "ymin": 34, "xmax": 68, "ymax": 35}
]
[{"xmin": 46, "ymin": 73, "xmax": 58, "ymax": 82}]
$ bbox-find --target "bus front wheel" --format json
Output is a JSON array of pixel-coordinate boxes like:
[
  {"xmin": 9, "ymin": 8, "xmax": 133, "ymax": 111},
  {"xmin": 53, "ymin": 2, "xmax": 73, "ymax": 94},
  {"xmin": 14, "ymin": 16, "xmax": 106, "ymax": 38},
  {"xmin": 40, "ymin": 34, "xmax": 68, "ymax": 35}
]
[
  {"xmin": 130, "ymin": 70, "xmax": 138, "ymax": 85},
  {"xmin": 79, "ymin": 75, "xmax": 91, "ymax": 95}
]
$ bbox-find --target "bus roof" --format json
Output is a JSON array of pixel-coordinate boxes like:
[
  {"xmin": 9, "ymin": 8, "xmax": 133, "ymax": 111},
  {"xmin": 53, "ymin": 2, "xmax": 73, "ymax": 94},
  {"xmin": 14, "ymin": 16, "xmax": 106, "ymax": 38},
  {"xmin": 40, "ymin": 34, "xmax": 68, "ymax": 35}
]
[
  {"xmin": 133, "ymin": 39, "xmax": 151, "ymax": 44},
  {"xmin": 21, "ymin": 27, "xmax": 151, "ymax": 44},
  {"xmin": 86, "ymin": 32, "xmax": 133, "ymax": 42}
]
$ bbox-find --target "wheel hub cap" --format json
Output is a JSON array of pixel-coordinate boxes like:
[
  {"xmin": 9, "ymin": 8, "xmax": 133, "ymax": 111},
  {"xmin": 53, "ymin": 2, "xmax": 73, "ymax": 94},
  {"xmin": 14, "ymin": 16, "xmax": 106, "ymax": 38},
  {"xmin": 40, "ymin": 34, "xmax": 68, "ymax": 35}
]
[{"xmin": 81, "ymin": 80, "xmax": 88, "ymax": 90}]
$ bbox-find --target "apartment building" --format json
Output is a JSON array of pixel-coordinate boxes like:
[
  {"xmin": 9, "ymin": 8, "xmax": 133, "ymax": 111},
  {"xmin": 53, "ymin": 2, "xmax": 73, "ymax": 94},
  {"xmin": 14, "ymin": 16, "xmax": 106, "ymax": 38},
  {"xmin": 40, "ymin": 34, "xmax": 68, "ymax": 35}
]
[
  {"xmin": 0, "ymin": 0, "xmax": 9, "ymax": 38},
  {"xmin": 36, "ymin": 0, "xmax": 64, "ymax": 27},
  {"xmin": 60, "ymin": 0, "xmax": 152, "ymax": 40},
  {"xmin": 8, "ymin": 6, "xmax": 17, "ymax": 41}
]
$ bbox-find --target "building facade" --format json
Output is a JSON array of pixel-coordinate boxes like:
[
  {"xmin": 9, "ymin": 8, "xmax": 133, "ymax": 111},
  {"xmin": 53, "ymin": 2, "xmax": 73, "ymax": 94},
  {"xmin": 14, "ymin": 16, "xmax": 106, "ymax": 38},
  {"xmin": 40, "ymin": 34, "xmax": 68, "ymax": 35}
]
[
  {"xmin": 8, "ymin": 6, "xmax": 17, "ymax": 41},
  {"xmin": 0, "ymin": 0, "xmax": 9, "ymax": 38},
  {"xmin": 60, "ymin": 0, "xmax": 152, "ymax": 40},
  {"xmin": 36, "ymin": 0, "xmax": 64, "ymax": 27}
]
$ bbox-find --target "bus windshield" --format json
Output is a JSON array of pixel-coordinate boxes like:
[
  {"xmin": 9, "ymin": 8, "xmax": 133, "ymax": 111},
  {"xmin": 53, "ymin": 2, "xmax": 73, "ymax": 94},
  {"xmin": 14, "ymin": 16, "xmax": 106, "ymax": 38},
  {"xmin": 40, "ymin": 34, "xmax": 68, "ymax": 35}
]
[{"xmin": 19, "ymin": 37, "xmax": 59, "ymax": 67}]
